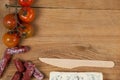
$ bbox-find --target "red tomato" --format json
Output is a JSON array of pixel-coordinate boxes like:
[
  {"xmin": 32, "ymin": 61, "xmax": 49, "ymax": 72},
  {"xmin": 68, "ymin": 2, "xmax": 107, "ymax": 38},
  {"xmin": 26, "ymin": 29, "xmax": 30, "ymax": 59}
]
[
  {"xmin": 19, "ymin": 7, "xmax": 35, "ymax": 23},
  {"xmin": 2, "ymin": 31, "xmax": 20, "ymax": 48},
  {"xmin": 3, "ymin": 14, "xmax": 17, "ymax": 29},
  {"xmin": 18, "ymin": 23, "xmax": 34, "ymax": 38},
  {"xmin": 18, "ymin": 0, "xmax": 33, "ymax": 7}
]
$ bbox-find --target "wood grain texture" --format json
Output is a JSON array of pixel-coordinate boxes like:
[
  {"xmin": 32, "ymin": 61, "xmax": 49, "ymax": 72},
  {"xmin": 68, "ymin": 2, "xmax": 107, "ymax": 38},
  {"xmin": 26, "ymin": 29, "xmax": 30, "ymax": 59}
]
[
  {"xmin": 0, "ymin": 0, "xmax": 120, "ymax": 80},
  {"xmin": 35, "ymin": 0, "xmax": 120, "ymax": 10}
]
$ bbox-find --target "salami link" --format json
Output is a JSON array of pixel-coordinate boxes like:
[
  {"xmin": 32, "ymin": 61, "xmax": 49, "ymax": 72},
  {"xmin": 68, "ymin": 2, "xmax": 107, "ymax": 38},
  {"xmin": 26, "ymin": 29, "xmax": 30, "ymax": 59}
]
[
  {"xmin": 14, "ymin": 59, "xmax": 25, "ymax": 72},
  {"xmin": 22, "ymin": 62, "xmax": 35, "ymax": 80},
  {"xmin": 11, "ymin": 71, "xmax": 22, "ymax": 80},
  {"xmin": 33, "ymin": 68, "xmax": 44, "ymax": 80},
  {"xmin": 6, "ymin": 46, "xmax": 30, "ymax": 55},
  {"xmin": 0, "ymin": 52, "xmax": 12, "ymax": 77}
]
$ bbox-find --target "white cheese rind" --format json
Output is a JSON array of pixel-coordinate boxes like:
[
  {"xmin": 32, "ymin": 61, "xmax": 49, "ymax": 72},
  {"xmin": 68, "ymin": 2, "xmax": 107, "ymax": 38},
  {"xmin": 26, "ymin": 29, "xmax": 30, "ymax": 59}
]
[{"xmin": 49, "ymin": 72, "xmax": 103, "ymax": 80}]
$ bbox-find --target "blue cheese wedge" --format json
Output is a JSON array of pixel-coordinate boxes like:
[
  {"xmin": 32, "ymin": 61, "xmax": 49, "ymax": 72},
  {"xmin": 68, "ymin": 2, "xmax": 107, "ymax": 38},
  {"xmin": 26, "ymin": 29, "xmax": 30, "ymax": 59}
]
[{"xmin": 49, "ymin": 72, "xmax": 103, "ymax": 80}]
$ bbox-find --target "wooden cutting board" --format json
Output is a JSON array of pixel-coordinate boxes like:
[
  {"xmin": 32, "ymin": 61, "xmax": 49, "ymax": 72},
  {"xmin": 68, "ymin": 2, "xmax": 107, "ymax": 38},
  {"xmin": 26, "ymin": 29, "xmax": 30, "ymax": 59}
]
[{"xmin": 0, "ymin": 0, "xmax": 120, "ymax": 80}]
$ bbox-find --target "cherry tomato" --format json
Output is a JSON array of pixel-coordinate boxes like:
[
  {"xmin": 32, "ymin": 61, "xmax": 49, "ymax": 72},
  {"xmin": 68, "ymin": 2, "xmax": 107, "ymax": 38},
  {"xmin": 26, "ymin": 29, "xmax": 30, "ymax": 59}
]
[
  {"xmin": 18, "ymin": 0, "xmax": 33, "ymax": 7},
  {"xmin": 18, "ymin": 7, "xmax": 35, "ymax": 23},
  {"xmin": 18, "ymin": 23, "xmax": 34, "ymax": 38},
  {"xmin": 3, "ymin": 14, "xmax": 17, "ymax": 29},
  {"xmin": 2, "ymin": 31, "xmax": 20, "ymax": 48}
]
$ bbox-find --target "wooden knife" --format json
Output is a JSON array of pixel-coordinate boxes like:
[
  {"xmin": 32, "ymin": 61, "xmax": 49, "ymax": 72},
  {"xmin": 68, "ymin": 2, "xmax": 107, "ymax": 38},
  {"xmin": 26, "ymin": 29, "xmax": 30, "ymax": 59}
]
[{"xmin": 39, "ymin": 58, "xmax": 115, "ymax": 69}]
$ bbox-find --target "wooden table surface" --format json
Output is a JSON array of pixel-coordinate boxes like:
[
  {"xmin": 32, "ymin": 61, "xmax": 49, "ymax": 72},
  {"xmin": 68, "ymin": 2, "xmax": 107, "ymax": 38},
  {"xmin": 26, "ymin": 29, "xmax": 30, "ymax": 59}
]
[{"xmin": 0, "ymin": 0, "xmax": 120, "ymax": 80}]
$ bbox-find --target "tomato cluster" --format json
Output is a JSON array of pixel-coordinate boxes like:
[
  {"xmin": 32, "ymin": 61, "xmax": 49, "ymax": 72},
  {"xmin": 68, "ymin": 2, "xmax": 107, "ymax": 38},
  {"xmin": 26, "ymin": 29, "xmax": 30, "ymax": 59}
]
[{"xmin": 3, "ymin": 0, "xmax": 34, "ymax": 48}]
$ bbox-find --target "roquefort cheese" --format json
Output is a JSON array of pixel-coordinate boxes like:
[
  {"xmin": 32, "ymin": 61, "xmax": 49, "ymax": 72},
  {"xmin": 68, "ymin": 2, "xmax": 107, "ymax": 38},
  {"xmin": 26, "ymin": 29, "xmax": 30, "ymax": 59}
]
[{"xmin": 49, "ymin": 72, "xmax": 103, "ymax": 80}]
